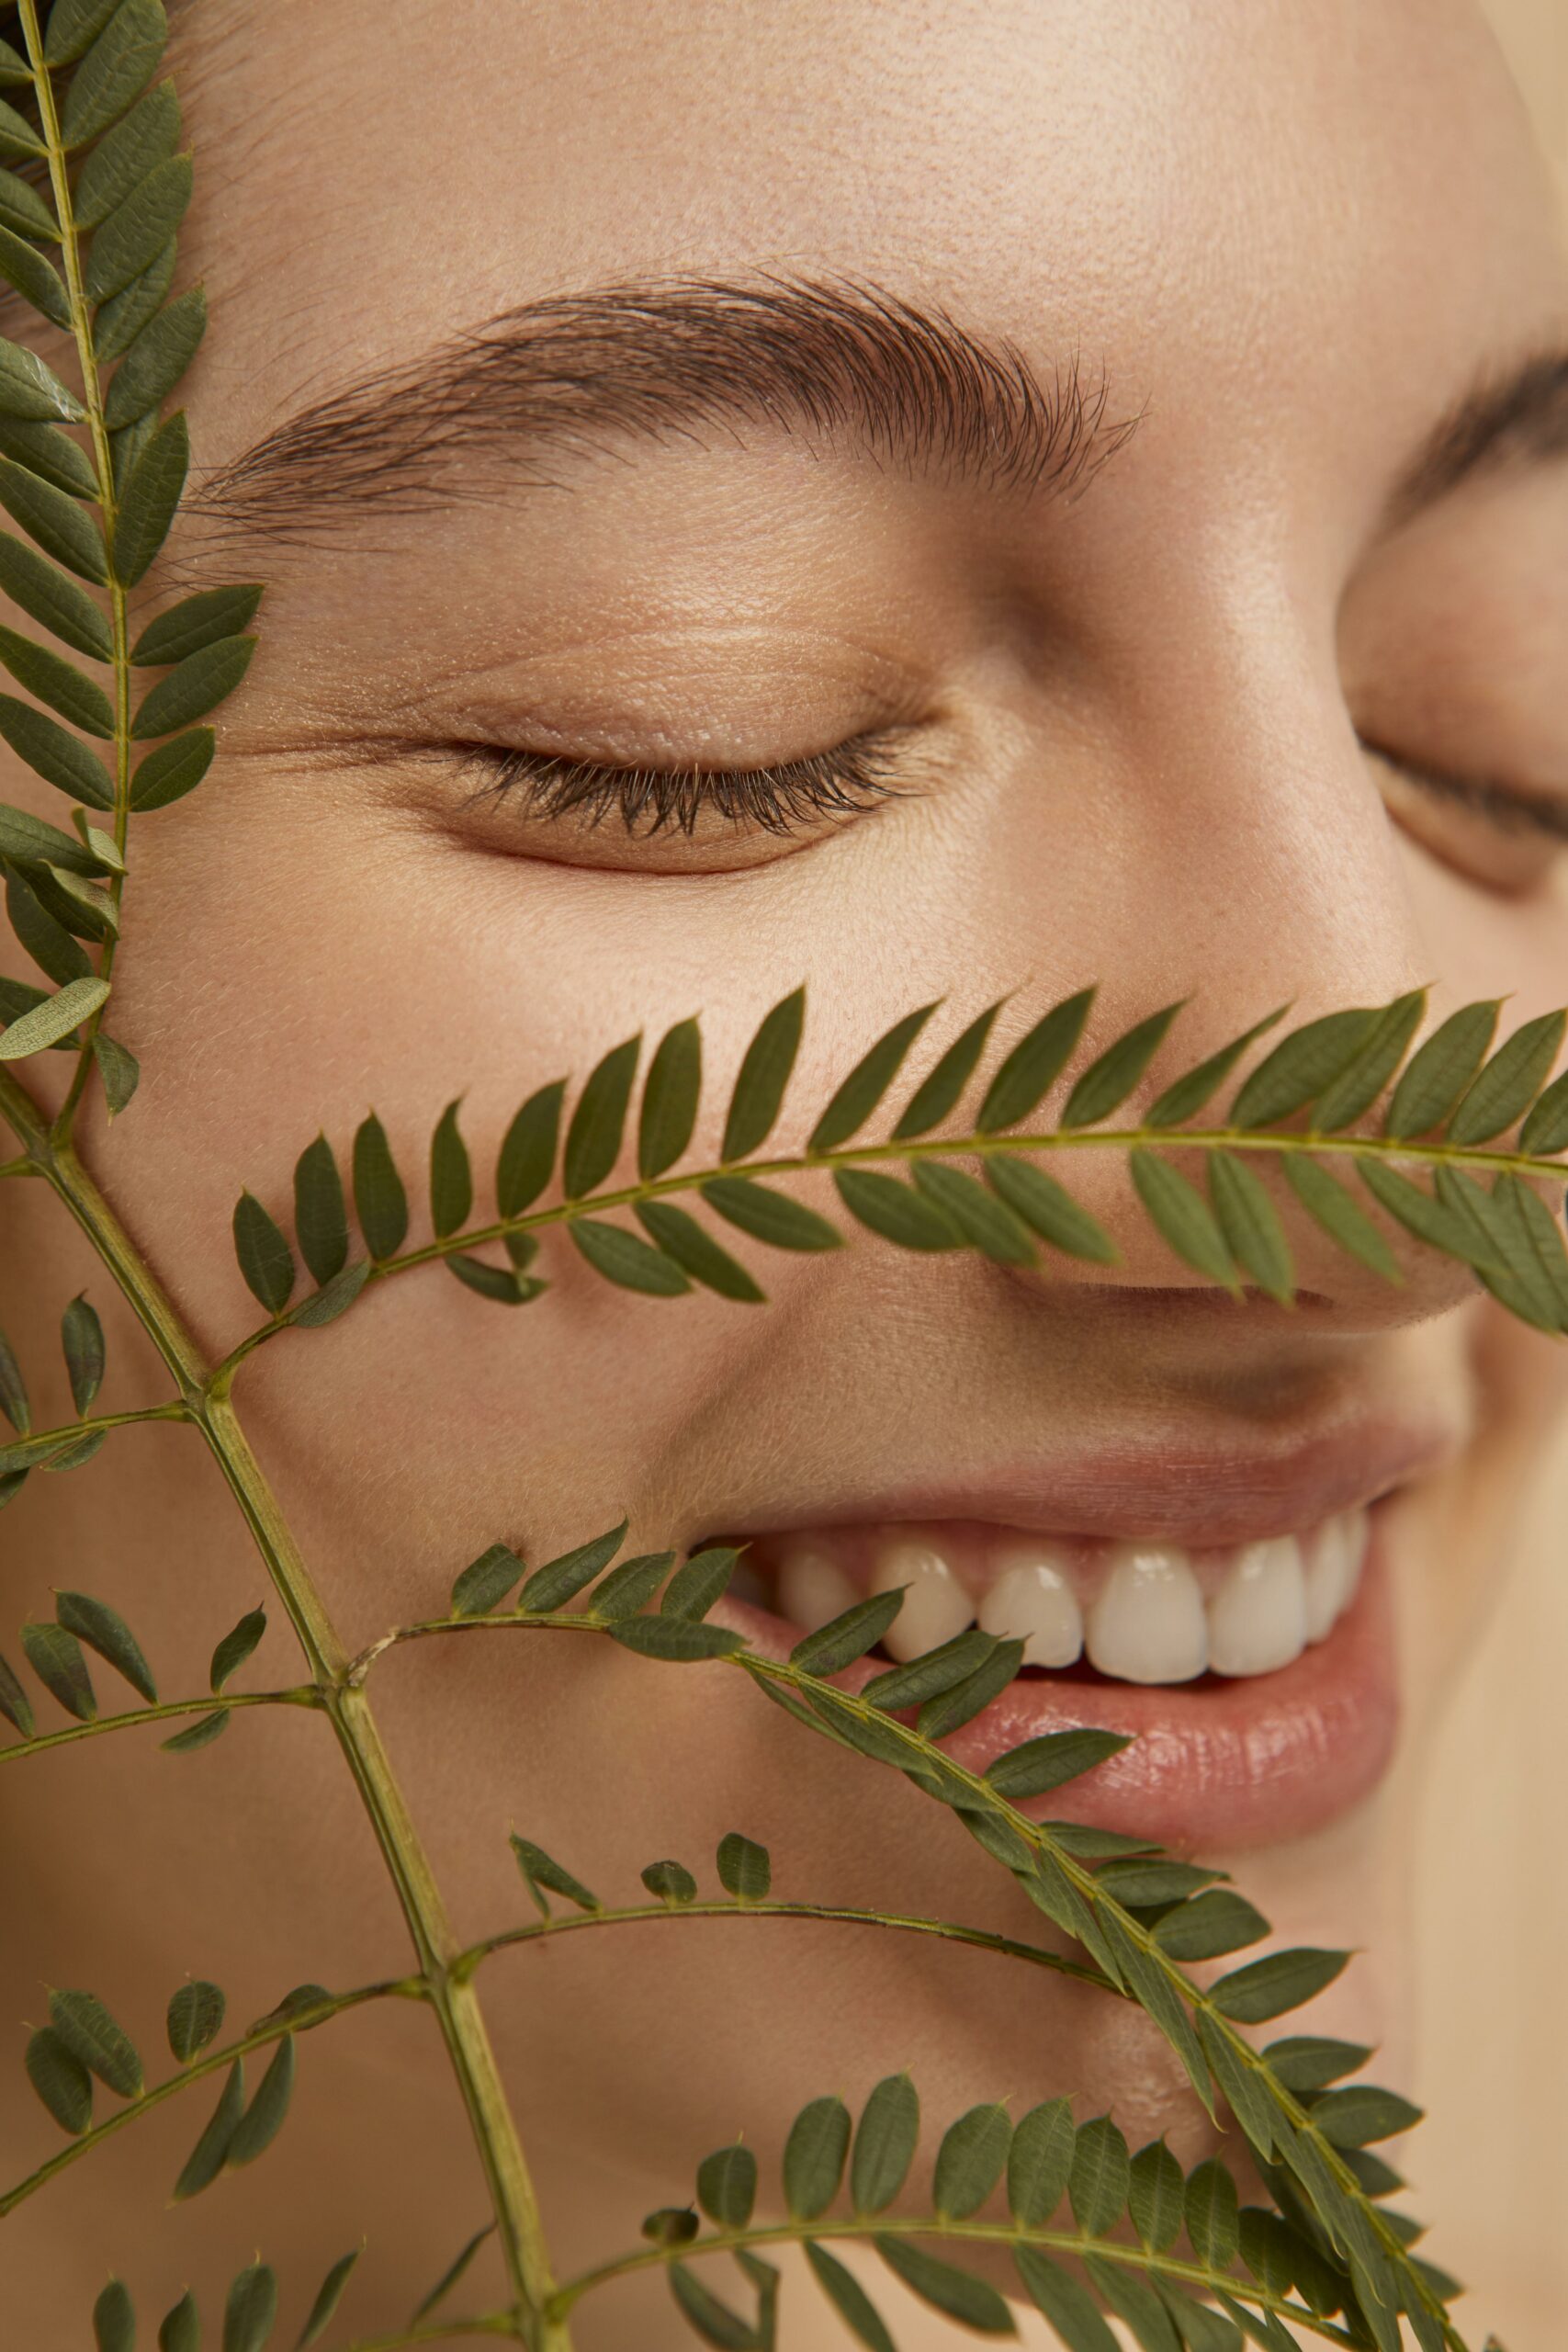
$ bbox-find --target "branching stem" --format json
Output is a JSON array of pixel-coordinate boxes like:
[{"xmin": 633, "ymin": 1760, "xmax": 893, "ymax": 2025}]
[
  {"xmin": 0, "ymin": 1685, "xmax": 318, "ymax": 1764},
  {"xmin": 0, "ymin": 1397, "xmax": 190, "ymax": 1471}
]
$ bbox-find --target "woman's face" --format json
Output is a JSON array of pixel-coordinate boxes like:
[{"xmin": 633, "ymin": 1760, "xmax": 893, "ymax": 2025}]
[{"xmin": 6, "ymin": 0, "xmax": 1568, "ymax": 2334}]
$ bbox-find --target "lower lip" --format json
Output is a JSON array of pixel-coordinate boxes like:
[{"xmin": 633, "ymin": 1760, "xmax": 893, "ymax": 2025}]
[{"xmin": 718, "ymin": 1521, "xmax": 1398, "ymax": 1853}]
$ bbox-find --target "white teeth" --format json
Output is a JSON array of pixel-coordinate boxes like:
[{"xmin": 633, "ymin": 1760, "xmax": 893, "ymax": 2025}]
[
  {"xmin": 1207, "ymin": 1537, "xmax": 1308, "ymax": 1677},
  {"xmin": 871, "ymin": 1537, "xmax": 976, "ymax": 1661},
  {"xmin": 978, "ymin": 1544, "xmax": 1084, "ymax": 1668},
  {"xmin": 1087, "ymin": 1544, "xmax": 1209, "ymax": 1683},
  {"xmin": 1303, "ymin": 1510, "xmax": 1370, "ymax": 1642},
  {"xmin": 776, "ymin": 1544, "xmax": 858, "ymax": 1634}
]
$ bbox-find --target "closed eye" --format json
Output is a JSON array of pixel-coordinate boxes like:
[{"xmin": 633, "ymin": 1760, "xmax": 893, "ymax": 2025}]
[{"xmin": 454, "ymin": 729, "xmax": 911, "ymax": 838}]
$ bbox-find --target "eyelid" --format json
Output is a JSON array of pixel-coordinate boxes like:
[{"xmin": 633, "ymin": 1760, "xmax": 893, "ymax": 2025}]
[{"xmin": 1361, "ymin": 740, "xmax": 1568, "ymax": 845}]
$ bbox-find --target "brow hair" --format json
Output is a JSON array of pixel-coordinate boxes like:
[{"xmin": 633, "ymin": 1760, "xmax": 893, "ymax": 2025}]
[
  {"xmin": 190, "ymin": 277, "xmax": 1139, "ymax": 542},
  {"xmin": 1393, "ymin": 345, "xmax": 1568, "ymax": 517}
]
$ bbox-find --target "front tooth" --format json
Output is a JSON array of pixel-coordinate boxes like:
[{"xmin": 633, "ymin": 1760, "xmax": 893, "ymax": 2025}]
[
  {"xmin": 871, "ymin": 1537, "xmax": 976, "ymax": 1661},
  {"xmin": 777, "ymin": 1543, "xmax": 858, "ymax": 1633},
  {"xmin": 1303, "ymin": 1510, "xmax": 1370, "ymax": 1642},
  {"xmin": 1207, "ymin": 1537, "xmax": 1308, "ymax": 1677},
  {"xmin": 979, "ymin": 1545, "xmax": 1084, "ymax": 1668},
  {"xmin": 1086, "ymin": 1545, "xmax": 1208, "ymax": 1684}
]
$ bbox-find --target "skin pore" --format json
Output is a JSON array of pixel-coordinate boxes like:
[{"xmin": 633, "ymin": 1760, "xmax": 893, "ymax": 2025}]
[{"xmin": 2, "ymin": 0, "xmax": 1567, "ymax": 2342}]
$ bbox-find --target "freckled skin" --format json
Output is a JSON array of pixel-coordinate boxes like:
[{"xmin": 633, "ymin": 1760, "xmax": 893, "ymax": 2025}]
[{"xmin": 1, "ymin": 2, "xmax": 1566, "ymax": 2341}]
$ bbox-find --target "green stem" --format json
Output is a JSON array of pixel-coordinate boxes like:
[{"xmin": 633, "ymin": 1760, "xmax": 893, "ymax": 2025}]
[
  {"xmin": 549, "ymin": 2213, "xmax": 1358, "ymax": 2345},
  {"xmin": 0, "ymin": 1156, "xmax": 38, "ymax": 1179},
  {"xmin": 0, "ymin": 1976, "xmax": 423, "ymax": 2217},
  {"xmin": 17, "ymin": 0, "xmax": 132, "ymax": 1140},
  {"xmin": 336, "ymin": 2324, "xmax": 515, "ymax": 2350},
  {"xmin": 0, "ymin": 1685, "xmax": 317, "ymax": 1764},
  {"xmin": 0, "ymin": 1397, "xmax": 189, "ymax": 1472},
  {"xmin": 0, "ymin": 1071, "xmax": 567, "ymax": 2343},
  {"xmin": 455, "ymin": 1896, "xmax": 1112, "ymax": 1993}
]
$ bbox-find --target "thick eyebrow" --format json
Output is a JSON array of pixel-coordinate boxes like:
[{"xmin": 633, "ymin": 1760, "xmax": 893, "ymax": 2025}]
[
  {"xmin": 1391, "ymin": 346, "xmax": 1568, "ymax": 521},
  {"xmin": 191, "ymin": 277, "xmax": 1137, "ymax": 542}
]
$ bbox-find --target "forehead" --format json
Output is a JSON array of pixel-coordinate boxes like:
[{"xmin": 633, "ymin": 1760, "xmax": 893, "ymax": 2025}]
[{"xmin": 182, "ymin": 0, "xmax": 1564, "ymax": 501}]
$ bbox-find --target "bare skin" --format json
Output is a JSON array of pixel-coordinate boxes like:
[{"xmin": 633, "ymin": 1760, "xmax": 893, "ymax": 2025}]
[{"xmin": 2, "ymin": 1, "xmax": 1566, "ymax": 2343}]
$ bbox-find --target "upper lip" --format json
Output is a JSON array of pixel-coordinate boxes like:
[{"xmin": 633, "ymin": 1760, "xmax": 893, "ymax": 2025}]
[{"xmin": 716, "ymin": 1413, "xmax": 1458, "ymax": 1550}]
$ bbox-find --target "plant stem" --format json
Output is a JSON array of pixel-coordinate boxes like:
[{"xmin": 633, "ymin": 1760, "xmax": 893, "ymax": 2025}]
[
  {"xmin": 0, "ymin": 1069, "xmax": 567, "ymax": 2343},
  {"xmin": 0, "ymin": 1686, "xmax": 319, "ymax": 1766},
  {"xmin": 0, "ymin": 1397, "xmax": 190, "ymax": 1471}
]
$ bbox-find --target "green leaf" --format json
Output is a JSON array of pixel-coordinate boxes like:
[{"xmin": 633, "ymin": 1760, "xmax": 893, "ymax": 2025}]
[
  {"xmin": 1436, "ymin": 1166, "xmax": 1563, "ymax": 1331},
  {"xmin": 0, "ymin": 797, "xmax": 112, "ymax": 872},
  {"xmin": 790, "ymin": 1587, "xmax": 905, "ymax": 1674},
  {"xmin": 1081, "ymin": 2258, "xmax": 1182, "ymax": 2352},
  {"xmin": 353, "ymin": 1113, "xmax": 408, "ymax": 1259},
  {"xmin": 638, "ymin": 1015, "xmax": 702, "ymax": 1179},
  {"xmin": 85, "ymin": 151, "xmax": 191, "ymax": 303},
  {"xmin": 910, "ymin": 1160, "xmax": 1034, "ymax": 1261},
  {"xmin": 933, "ymin": 2100, "xmax": 1011, "ymax": 2218},
  {"xmin": 784, "ymin": 2094, "xmax": 852, "ymax": 2218},
  {"xmin": 159, "ymin": 2291, "xmax": 199, "ymax": 2352},
  {"xmin": 0, "ymin": 169, "xmax": 59, "ymax": 243},
  {"xmin": 0, "ymin": 341, "xmax": 85, "ymax": 426},
  {"xmin": 511, "ymin": 1830, "xmax": 600, "ymax": 1918},
  {"xmin": 669, "ymin": 2264, "xmax": 755, "ymax": 2351},
  {"xmin": 1357, "ymin": 1159, "xmax": 1496, "ymax": 1271},
  {"xmin": 0, "ymin": 1319, "xmax": 28, "ymax": 1431},
  {"xmin": 1150, "ymin": 1888, "xmax": 1269, "ymax": 1961},
  {"xmin": 893, "ymin": 999, "xmax": 1005, "ymax": 1138},
  {"xmin": 7, "ymin": 859, "xmax": 92, "ymax": 981},
  {"xmin": 718, "ymin": 985, "xmax": 806, "ymax": 1162},
  {"xmin": 47, "ymin": 0, "xmax": 127, "ymax": 65},
  {"xmin": 985, "ymin": 1157, "xmax": 1117, "ymax": 1260},
  {"xmin": 1449, "ymin": 1008, "xmax": 1567, "ymax": 1144},
  {"xmin": 834, "ymin": 1166, "xmax": 963, "ymax": 1250},
  {"xmin": 564, "ymin": 1032, "xmax": 640, "ymax": 1196},
  {"xmin": 0, "ymin": 454, "xmax": 107, "ymax": 580},
  {"xmin": 641, "ymin": 1858, "xmax": 698, "ymax": 1905},
  {"xmin": 221, "ymin": 2259, "xmax": 278, "ymax": 2352},
  {"xmin": 1383, "ymin": 1000, "xmax": 1499, "ymax": 1136},
  {"xmin": 109, "ymin": 408, "xmax": 188, "ymax": 589},
  {"xmin": 1070, "ymin": 2114, "xmax": 1131, "ymax": 2235},
  {"xmin": 295, "ymin": 2249, "xmax": 361, "ymax": 2349},
  {"xmin": 1128, "ymin": 2140, "xmax": 1186, "ymax": 2251},
  {"xmin": 1095, "ymin": 1857, "xmax": 1223, "ymax": 1907},
  {"xmin": 55, "ymin": 1589, "xmax": 154, "ymax": 1702},
  {"xmin": 977, "ymin": 987, "xmax": 1095, "ymax": 1131},
  {"xmin": 642, "ymin": 2206, "xmax": 700, "ymax": 2246},
  {"xmin": 171, "ymin": 2057, "xmax": 244, "ymax": 2198},
  {"xmin": 1308, "ymin": 2086, "xmax": 1422, "ymax": 2146},
  {"xmin": 863, "ymin": 1626, "xmax": 997, "ymax": 1713},
  {"xmin": 716, "ymin": 1830, "xmax": 771, "ymax": 1900},
  {"xmin": 232, "ymin": 1190, "xmax": 295, "ymax": 1314},
  {"xmin": 1230, "ymin": 1008, "xmax": 1378, "ymax": 1128},
  {"xmin": 1007, "ymin": 2096, "xmax": 1075, "ymax": 2225},
  {"xmin": 810, "ymin": 1002, "xmax": 940, "ymax": 1151},
  {"xmin": 1184, "ymin": 2159, "xmax": 1240, "ymax": 2266},
  {"xmin": 127, "ymin": 725, "xmax": 212, "ymax": 809},
  {"xmin": 50, "ymin": 1986, "xmax": 141, "ymax": 2095},
  {"xmin": 0, "ymin": 1645, "xmax": 35, "ymax": 1735},
  {"xmin": 852, "ymin": 2073, "xmax": 919, "ymax": 2214},
  {"xmin": 1495, "ymin": 1175, "xmax": 1568, "ymax": 1327},
  {"xmin": 497, "ymin": 1079, "xmax": 563, "ymax": 1215},
  {"xmin": 1013, "ymin": 2247, "xmax": 1120, "ymax": 2352},
  {"xmin": 42, "ymin": 861, "xmax": 118, "ymax": 939},
  {"xmin": 286, "ymin": 1255, "xmax": 370, "ymax": 1326},
  {"xmin": 111, "ymin": 408, "xmax": 160, "ymax": 501},
  {"xmin": 1280, "ymin": 1154, "xmax": 1402, "ymax": 1283},
  {"xmin": 660, "ymin": 1544, "xmax": 739, "ymax": 1621},
  {"xmin": 104, "ymin": 282, "xmax": 206, "ymax": 428},
  {"xmin": 805, "ymin": 2243, "xmax": 896, "ymax": 2352},
  {"xmin": 983, "ymin": 1726, "xmax": 1131, "ymax": 1800},
  {"xmin": 95, "ymin": 237, "xmax": 176, "ymax": 363},
  {"xmin": 1153, "ymin": 2281, "xmax": 1242, "ymax": 2352},
  {"xmin": 1063, "ymin": 1000, "xmax": 1184, "ymax": 1127},
  {"xmin": 25, "ymin": 2024, "xmax": 93, "ymax": 2132},
  {"xmin": 636, "ymin": 1200, "xmax": 764, "ymax": 1301},
  {"xmin": 0, "ymin": 220, "xmax": 71, "ymax": 327},
  {"xmin": 427, "ymin": 1098, "xmax": 472, "ymax": 1238},
  {"xmin": 1207, "ymin": 1151, "xmax": 1293, "ymax": 1303},
  {"xmin": 62, "ymin": 0, "xmax": 170, "ymax": 148},
  {"xmin": 74, "ymin": 79, "xmax": 182, "ymax": 225},
  {"xmin": 1210, "ymin": 1945, "xmax": 1349, "ymax": 2023},
  {"xmin": 130, "ymin": 592, "xmax": 255, "ymax": 676},
  {"xmin": 875, "ymin": 2238, "xmax": 1015, "ymax": 2334},
  {"xmin": 701, "ymin": 1174, "xmax": 841, "ymax": 1251},
  {"xmin": 290, "ymin": 1134, "xmax": 348, "ymax": 1285},
  {"xmin": 160, "ymin": 1707, "xmax": 229, "ymax": 1752},
  {"xmin": 1130, "ymin": 1150, "xmax": 1236, "ymax": 1287},
  {"xmin": 0, "ymin": 98, "xmax": 41, "ymax": 165},
  {"xmin": 916, "ymin": 1637, "xmax": 1023, "ymax": 1738},
  {"xmin": 227, "ymin": 2032, "xmax": 295, "ymax": 2165},
  {"xmin": 60, "ymin": 1290, "xmax": 107, "ymax": 1414},
  {"xmin": 132, "ymin": 628, "xmax": 254, "ymax": 732},
  {"xmin": 590, "ymin": 1546, "xmax": 674, "ymax": 1620},
  {"xmin": 450, "ymin": 1541, "xmax": 524, "ymax": 1617},
  {"xmin": 1145, "ymin": 1006, "xmax": 1292, "ymax": 1126},
  {"xmin": 1311, "ymin": 990, "xmax": 1427, "ymax": 1131},
  {"xmin": 697, "ymin": 2140, "xmax": 758, "ymax": 2226},
  {"xmin": 444, "ymin": 1250, "xmax": 534, "ymax": 1305},
  {"xmin": 519, "ymin": 1520, "xmax": 626, "ymax": 1611},
  {"xmin": 1259, "ymin": 2033, "xmax": 1372, "ymax": 2092},
  {"xmin": 209, "ymin": 1606, "xmax": 265, "ymax": 1692},
  {"xmin": 609, "ymin": 1613, "xmax": 746, "ymax": 1661},
  {"xmin": 1519, "ymin": 1061, "xmax": 1568, "ymax": 1153},
  {"xmin": 571, "ymin": 1216, "xmax": 691, "ymax": 1295},
  {"xmin": 166, "ymin": 1978, "xmax": 225, "ymax": 2062},
  {"xmin": 21, "ymin": 1619, "xmax": 96, "ymax": 1717}
]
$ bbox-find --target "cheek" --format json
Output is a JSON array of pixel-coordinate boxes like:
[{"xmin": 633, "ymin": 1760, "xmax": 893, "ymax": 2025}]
[{"xmin": 1390, "ymin": 820, "xmax": 1568, "ymax": 1008}]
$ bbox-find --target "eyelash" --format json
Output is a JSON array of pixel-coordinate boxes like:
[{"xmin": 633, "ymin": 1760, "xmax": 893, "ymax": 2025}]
[
  {"xmin": 1366, "ymin": 741, "xmax": 1568, "ymax": 845},
  {"xmin": 457, "ymin": 733, "xmax": 908, "ymax": 838}
]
